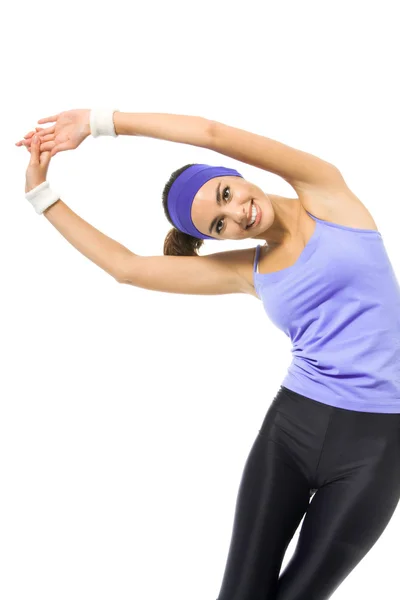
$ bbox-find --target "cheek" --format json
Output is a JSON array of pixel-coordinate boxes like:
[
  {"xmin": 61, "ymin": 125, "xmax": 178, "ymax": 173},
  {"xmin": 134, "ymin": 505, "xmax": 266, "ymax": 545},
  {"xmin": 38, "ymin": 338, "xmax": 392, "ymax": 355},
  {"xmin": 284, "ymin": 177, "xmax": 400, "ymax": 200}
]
[{"xmin": 252, "ymin": 187, "xmax": 263, "ymax": 199}]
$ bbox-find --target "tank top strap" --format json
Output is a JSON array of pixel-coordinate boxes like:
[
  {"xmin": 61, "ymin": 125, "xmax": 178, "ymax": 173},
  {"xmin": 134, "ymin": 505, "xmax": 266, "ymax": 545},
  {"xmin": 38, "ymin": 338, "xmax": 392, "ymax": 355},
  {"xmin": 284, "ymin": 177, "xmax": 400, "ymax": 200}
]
[{"xmin": 253, "ymin": 244, "xmax": 261, "ymax": 273}]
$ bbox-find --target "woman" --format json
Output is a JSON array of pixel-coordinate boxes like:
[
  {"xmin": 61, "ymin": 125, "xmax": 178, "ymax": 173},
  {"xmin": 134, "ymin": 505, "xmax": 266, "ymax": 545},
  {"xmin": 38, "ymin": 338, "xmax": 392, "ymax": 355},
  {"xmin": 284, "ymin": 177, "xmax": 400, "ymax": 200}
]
[{"xmin": 17, "ymin": 109, "xmax": 400, "ymax": 600}]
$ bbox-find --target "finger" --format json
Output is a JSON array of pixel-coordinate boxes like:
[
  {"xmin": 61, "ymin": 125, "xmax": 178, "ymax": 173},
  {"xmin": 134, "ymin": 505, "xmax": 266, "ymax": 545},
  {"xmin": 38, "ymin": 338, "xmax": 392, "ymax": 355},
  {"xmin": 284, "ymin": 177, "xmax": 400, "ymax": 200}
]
[
  {"xmin": 37, "ymin": 114, "xmax": 60, "ymax": 124},
  {"xmin": 39, "ymin": 140, "xmax": 56, "ymax": 153},
  {"xmin": 39, "ymin": 150, "xmax": 52, "ymax": 168},
  {"xmin": 36, "ymin": 125, "xmax": 55, "ymax": 135},
  {"xmin": 50, "ymin": 141, "xmax": 71, "ymax": 157},
  {"xmin": 16, "ymin": 135, "xmax": 33, "ymax": 146},
  {"xmin": 16, "ymin": 138, "xmax": 31, "ymax": 147},
  {"xmin": 41, "ymin": 133, "xmax": 54, "ymax": 142},
  {"xmin": 35, "ymin": 133, "xmax": 54, "ymax": 144},
  {"xmin": 15, "ymin": 128, "xmax": 43, "ymax": 146},
  {"xmin": 29, "ymin": 135, "xmax": 40, "ymax": 163},
  {"xmin": 24, "ymin": 127, "xmax": 50, "ymax": 139},
  {"xmin": 16, "ymin": 132, "xmax": 51, "ymax": 148}
]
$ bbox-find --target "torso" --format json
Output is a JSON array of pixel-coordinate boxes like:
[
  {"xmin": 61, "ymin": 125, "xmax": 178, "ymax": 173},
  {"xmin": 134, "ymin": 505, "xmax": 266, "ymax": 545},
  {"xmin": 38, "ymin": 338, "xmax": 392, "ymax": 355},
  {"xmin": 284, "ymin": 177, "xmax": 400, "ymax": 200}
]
[{"xmin": 240, "ymin": 191, "xmax": 380, "ymax": 299}]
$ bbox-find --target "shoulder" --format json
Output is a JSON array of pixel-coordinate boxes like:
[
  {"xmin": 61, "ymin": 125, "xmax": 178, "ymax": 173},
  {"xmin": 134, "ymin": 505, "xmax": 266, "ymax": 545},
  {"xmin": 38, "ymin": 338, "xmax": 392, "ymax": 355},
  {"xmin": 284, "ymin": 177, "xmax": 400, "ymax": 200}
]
[
  {"xmin": 231, "ymin": 183, "xmax": 380, "ymax": 299},
  {"xmin": 295, "ymin": 179, "xmax": 379, "ymax": 232}
]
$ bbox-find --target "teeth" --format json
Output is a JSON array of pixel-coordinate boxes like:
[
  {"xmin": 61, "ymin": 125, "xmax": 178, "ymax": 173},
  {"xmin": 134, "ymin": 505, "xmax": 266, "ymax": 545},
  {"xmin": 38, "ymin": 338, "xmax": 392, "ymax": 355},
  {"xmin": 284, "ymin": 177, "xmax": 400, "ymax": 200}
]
[{"xmin": 248, "ymin": 204, "xmax": 257, "ymax": 227}]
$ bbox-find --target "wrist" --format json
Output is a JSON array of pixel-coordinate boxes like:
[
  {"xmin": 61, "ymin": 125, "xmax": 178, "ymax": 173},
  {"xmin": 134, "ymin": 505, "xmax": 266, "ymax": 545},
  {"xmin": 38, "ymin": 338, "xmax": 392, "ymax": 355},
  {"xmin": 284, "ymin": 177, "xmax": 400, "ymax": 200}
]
[
  {"xmin": 90, "ymin": 108, "xmax": 120, "ymax": 137},
  {"xmin": 25, "ymin": 178, "xmax": 46, "ymax": 195},
  {"xmin": 83, "ymin": 120, "xmax": 91, "ymax": 139},
  {"xmin": 25, "ymin": 181, "xmax": 60, "ymax": 215}
]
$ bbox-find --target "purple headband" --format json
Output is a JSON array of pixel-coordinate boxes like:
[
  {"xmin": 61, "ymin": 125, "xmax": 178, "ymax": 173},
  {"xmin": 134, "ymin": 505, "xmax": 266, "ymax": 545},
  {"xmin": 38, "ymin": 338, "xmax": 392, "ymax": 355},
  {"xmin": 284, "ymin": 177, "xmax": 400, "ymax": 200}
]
[{"xmin": 167, "ymin": 164, "xmax": 243, "ymax": 240}]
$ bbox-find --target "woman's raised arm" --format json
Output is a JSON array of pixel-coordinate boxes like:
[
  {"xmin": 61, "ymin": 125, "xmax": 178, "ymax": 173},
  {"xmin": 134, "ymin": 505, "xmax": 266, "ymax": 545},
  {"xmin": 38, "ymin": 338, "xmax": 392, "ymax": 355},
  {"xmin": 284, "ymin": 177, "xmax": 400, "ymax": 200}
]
[
  {"xmin": 113, "ymin": 112, "xmax": 212, "ymax": 147},
  {"xmin": 116, "ymin": 113, "xmax": 343, "ymax": 195},
  {"xmin": 22, "ymin": 133, "xmax": 132, "ymax": 282},
  {"xmin": 16, "ymin": 110, "xmax": 343, "ymax": 197},
  {"xmin": 42, "ymin": 199, "xmax": 132, "ymax": 282}
]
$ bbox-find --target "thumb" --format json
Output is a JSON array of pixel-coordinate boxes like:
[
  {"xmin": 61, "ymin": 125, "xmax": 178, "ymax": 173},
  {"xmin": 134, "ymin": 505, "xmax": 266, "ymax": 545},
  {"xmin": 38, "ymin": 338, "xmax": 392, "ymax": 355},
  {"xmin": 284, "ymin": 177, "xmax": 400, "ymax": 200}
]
[
  {"xmin": 40, "ymin": 149, "xmax": 52, "ymax": 169},
  {"xmin": 29, "ymin": 135, "xmax": 40, "ymax": 163}
]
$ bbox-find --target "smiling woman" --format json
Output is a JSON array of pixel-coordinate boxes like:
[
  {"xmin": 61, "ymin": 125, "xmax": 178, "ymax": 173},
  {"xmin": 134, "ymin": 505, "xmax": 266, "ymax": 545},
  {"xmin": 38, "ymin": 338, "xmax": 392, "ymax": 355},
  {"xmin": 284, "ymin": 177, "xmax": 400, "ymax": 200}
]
[
  {"xmin": 161, "ymin": 162, "xmax": 273, "ymax": 255},
  {"xmin": 161, "ymin": 162, "xmax": 289, "ymax": 256},
  {"xmin": 190, "ymin": 172, "xmax": 267, "ymax": 239},
  {"xmin": 16, "ymin": 107, "xmax": 400, "ymax": 600}
]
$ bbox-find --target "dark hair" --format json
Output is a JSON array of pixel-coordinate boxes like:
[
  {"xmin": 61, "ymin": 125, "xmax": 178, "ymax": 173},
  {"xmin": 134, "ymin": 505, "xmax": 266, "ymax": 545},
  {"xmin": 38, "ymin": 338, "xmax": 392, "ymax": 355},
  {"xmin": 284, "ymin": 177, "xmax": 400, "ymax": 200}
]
[{"xmin": 162, "ymin": 164, "xmax": 205, "ymax": 256}]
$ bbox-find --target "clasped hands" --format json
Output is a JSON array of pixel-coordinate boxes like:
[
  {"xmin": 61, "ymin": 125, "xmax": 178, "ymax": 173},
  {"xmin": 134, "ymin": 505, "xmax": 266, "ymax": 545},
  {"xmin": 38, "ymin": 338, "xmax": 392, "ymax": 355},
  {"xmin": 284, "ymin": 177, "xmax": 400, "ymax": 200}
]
[{"xmin": 15, "ymin": 108, "xmax": 91, "ymax": 194}]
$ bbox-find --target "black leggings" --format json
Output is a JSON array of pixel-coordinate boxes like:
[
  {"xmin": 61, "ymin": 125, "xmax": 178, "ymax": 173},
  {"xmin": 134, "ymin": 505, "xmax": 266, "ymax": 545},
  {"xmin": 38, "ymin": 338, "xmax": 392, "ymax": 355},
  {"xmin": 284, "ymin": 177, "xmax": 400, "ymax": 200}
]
[{"xmin": 216, "ymin": 386, "xmax": 400, "ymax": 600}]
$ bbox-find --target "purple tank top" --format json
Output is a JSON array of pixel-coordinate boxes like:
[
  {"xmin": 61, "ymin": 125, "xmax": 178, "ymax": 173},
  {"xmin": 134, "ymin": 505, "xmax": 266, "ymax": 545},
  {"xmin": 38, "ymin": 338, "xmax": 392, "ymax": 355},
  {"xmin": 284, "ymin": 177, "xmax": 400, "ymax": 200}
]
[{"xmin": 253, "ymin": 211, "xmax": 400, "ymax": 413}]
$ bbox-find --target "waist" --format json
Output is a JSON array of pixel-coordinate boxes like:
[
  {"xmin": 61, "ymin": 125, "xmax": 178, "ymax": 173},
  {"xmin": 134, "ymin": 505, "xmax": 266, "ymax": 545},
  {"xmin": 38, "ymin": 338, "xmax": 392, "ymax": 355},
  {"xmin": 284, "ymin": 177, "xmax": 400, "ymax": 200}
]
[{"xmin": 282, "ymin": 357, "xmax": 400, "ymax": 413}]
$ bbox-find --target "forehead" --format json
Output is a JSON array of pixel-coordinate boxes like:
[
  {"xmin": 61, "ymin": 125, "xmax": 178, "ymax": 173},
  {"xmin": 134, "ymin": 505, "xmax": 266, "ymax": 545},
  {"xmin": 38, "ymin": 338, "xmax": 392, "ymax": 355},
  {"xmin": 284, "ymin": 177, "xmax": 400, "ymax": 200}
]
[
  {"xmin": 194, "ymin": 176, "xmax": 222, "ymax": 203},
  {"xmin": 193, "ymin": 175, "xmax": 239, "ymax": 205}
]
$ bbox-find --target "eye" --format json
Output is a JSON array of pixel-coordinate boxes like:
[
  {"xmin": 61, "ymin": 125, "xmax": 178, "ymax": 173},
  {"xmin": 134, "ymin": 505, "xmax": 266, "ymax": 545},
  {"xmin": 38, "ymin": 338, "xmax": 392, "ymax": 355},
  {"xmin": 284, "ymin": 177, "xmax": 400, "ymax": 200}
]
[{"xmin": 216, "ymin": 186, "xmax": 230, "ymax": 234}]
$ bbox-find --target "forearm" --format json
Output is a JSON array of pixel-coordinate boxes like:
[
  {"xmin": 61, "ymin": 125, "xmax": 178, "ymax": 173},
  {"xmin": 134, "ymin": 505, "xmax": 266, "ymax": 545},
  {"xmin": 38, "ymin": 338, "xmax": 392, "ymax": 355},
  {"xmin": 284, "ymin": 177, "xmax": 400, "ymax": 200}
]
[
  {"xmin": 113, "ymin": 112, "xmax": 213, "ymax": 148},
  {"xmin": 42, "ymin": 200, "xmax": 131, "ymax": 281}
]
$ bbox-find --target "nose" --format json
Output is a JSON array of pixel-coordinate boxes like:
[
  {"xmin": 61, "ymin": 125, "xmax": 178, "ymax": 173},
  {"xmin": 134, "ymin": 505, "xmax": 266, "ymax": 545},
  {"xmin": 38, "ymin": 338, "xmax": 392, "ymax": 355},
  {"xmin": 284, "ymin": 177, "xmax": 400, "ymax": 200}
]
[{"xmin": 231, "ymin": 201, "xmax": 250, "ymax": 228}]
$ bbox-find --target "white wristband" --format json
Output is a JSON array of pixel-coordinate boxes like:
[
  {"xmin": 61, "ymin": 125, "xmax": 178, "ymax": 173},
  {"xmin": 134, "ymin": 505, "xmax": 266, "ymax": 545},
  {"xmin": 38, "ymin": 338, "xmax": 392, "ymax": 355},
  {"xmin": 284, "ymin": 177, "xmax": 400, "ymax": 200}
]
[
  {"xmin": 25, "ymin": 181, "xmax": 60, "ymax": 215},
  {"xmin": 90, "ymin": 108, "xmax": 119, "ymax": 138}
]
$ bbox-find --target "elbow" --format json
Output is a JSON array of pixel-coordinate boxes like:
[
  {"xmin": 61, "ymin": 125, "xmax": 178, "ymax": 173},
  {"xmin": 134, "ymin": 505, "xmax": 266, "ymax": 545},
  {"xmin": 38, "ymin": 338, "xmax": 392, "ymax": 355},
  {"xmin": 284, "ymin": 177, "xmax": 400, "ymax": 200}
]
[
  {"xmin": 114, "ymin": 267, "xmax": 128, "ymax": 285},
  {"xmin": 113, "ymin": 267, "xmax": 126, "ymax": 284},
  {"xmin": 113, "ymin": 257, "xmax": 127, "ymax": 285},
  {"xmin": 114, "ymin": 251, "xmax": 136, "ymax": 284}
]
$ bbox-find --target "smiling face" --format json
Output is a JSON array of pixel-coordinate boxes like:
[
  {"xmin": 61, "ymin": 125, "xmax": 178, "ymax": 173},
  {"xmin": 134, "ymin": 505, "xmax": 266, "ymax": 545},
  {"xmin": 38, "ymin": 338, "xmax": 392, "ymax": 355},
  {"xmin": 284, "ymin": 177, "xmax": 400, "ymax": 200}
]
[{"xmin": 191, "ymin": 175, "xmax": 275, "ymax": 241}]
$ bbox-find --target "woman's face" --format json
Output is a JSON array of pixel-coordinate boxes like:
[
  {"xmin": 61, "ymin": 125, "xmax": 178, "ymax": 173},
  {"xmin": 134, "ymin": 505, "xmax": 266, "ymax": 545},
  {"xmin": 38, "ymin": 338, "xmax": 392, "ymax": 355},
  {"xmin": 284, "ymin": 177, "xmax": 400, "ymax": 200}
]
[{"xmin": 191, "ymin": 175, "xmax": 274, "ymax": 240}]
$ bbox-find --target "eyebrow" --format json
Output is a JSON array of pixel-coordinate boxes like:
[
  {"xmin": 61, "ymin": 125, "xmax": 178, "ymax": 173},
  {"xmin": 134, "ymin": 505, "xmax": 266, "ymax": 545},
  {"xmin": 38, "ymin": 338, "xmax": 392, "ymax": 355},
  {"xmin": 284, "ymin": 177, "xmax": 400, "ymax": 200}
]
[{"xmin": 209, "ymin": 182, "xmax": 222, "ymax": 235}]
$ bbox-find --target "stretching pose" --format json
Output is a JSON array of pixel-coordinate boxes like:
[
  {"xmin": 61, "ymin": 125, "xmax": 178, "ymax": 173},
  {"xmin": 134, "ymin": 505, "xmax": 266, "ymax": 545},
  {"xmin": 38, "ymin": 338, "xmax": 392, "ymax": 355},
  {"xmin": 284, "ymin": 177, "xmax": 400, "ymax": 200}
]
[{"xmin": 17, "ymin": 110, "xmax": 400, "ymax": 600}]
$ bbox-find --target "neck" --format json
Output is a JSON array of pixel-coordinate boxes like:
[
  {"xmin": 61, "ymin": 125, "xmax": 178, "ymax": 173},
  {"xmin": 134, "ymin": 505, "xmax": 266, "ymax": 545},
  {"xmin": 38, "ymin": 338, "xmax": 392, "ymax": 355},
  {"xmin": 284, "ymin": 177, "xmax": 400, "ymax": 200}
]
[{"xmin": 254, "ymin": 195, "xmax": 302, "ymax": 246}]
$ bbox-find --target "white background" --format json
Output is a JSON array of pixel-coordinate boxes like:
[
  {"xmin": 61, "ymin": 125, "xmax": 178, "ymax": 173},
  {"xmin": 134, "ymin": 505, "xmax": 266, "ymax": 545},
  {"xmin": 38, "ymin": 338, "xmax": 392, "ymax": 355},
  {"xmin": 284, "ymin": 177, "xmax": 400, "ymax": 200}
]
[{"xmin": 2, "ymin": 1, "xmax": 399, "ymax": 599}]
